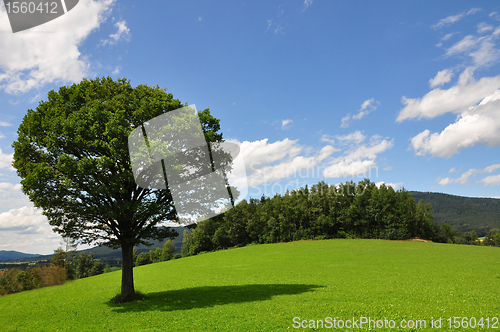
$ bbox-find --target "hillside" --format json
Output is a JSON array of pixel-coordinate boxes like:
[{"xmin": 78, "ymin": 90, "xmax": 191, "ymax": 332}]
[
  {"xmin": 0, "ymin": 251, "xmax": 40, "ymax": 261},
  {"xmin": 411, "ymin": 191, "xmax": 500, "ymax": 236},
  {"xmin": 0, "ymin": 240, "xmax": 499, "ymax": 331}
]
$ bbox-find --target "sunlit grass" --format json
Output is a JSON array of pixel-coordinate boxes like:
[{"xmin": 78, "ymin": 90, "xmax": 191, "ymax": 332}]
[{"xmin": 1, "ymin": 239, "xmax": 499, "ymax": 331}]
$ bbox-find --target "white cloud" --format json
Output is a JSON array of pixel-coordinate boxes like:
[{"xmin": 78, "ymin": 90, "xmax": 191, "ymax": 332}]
[
  {"xmin": 490, "ymin": 12, "xmax": 500, "ymax": 21},
  {"xmin": 477, "ymin": 22, "xmax": 494, "ymax": 33},
  {"xmin": 340, "ymin": 114, "xmax": 351, "ymax": 128},
  {"xmin": 100, "ymin": 20, "xmax": 130, "ymax": 46},
  {"xmin": 112, "ymin": 65, "xmax": 121, "ymax": 75},
  {"xmin": 410, "ymin": 94, "xmax": 500, "ymax": 157},
  {"xmin": 0, "ymin": 149, "xmax": 14, "ymax": 170},
  {"xmin": 446, "ymin": 32, "xmax": 500, "ymax": 67},
  {"xmin": 432, "ymin": 8, "xmax": 481, "ymax": 29},
  {"xmin": 198, "ymin": 17, "xmax": 203, "ymax": 22},
  {"xmin": 335, "ymin": 130, "xmax": 366, "ymax": 144},
  {"xmin": 429, "ymin": 69, "xmax": 453, "ymax": 88},
  {"xmin": 0, "ymin": 205, "xmax": 62, "ymax": 255},
  {"xmin": 397, "ymin": 68, "xmax": 500, "ymax": 121},
  {"xmin": 322, "ymin": 137, "xmax": 394, "ymax": 178},
  {"xmin": 375, "ymin": 181, "xmax": 404, "ymax": 190},
  {"xmin": 0, "ymin": 0, "xmax": 115, "ymax": 94},
  {"xmin": 0, "ymin": 121, "xmax": 11, "ymax": 127},
  {"xmin": 281, "ymin": 119, "xmax": 293, "ymax": 130},
  {"xmin": 230, "ymin": 133, "xmax": 392, "ymax": 190},
  {"xmin": 341, "ymin": 99, "xmax": 379, "ymax": 128},
  {"xmin": 479, "ymin": 174, "xmax": 500, "ymax": 186},
  {"xmin": 441, "ymin": 33, "xmax": 456, "ymax": 41},
  {"xmin": 231, "ymin": 138, "xmax": 338, "ymax": 189},
  {"xmin": 304, "ymin": 0, "xmax": 313, "ymax": 10},
  {"xmin": 320, "ymin": 134, "xmax": 335, "ymax": 144},
  {"xmin": 383, "ymin": 166, "xmax": 393, "ymax": 171},
  {"xmin": 437, "ymin": 164, "xmax": 500, "ymax": 185}
]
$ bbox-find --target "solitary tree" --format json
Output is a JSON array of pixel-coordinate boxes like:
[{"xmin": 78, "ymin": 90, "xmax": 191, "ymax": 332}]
[{"xmin": 13, "ymin": 77, "xmax": 226, "ymax": 301}]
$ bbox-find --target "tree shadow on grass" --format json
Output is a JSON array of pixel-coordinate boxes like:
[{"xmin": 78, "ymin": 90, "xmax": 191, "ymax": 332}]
[{"xmin": 107, "ymin": 284, "xmax": 324, "ymax": 313}]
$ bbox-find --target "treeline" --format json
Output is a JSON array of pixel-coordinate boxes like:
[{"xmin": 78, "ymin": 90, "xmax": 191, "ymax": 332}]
[
  {"xmin": 133, "ymin": 239, "xmax": 182, "ymax": 266},
  {"xmin": 184, "ymin": 180, "xmax": 500, "ymax": 256},
  {"xmin": 0, "ymin": 249, "xmax": 105, "ymax": 295}
]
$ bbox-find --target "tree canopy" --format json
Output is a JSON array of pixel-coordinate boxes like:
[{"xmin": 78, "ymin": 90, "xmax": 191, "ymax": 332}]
[{"xmin": 13, "ymin": 77, "xmax": 225, "ymax": 301}]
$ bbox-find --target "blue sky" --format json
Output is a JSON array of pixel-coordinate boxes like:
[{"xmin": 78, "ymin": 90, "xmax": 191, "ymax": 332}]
[{"xmin": 1, "ymin": 0, "xmax": 500, "ymax": 254}]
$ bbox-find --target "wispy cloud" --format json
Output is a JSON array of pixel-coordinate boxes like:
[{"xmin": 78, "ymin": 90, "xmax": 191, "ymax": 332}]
[
  {"xmin": 281, "ymin": 119, "xmax": 293, "ymax": 130},
  {"xmin": 304, "ymin": 0, "xmax": 313, "ymax": 10},
  {"xmin": 341, "ymin": 99, "xmax": 379, "ymax": 128},
  {"xmin": 438, "ymin": 164, "xmax": 500, "ymax": 185},
  {"xmin": 432, "ymin": 8, "xmax": 481, "ymax": 29},
  {"xmin": 100, "ymin": 20, "xmax": 130, "ymax": 46}
]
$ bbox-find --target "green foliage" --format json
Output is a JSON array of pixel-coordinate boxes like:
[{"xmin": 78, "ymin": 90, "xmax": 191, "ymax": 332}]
[
  {"xmin": 483, "ymin": 228, "xmax": 500, "ymax": 246},
  {"xmin": 181, "ymin": 229, "xmax": 191, "ymax": 257},
  {"xmin": 161, "ymin": 240, "xmax": 175, "ymax": 261},
  {"xmin": 90, "ymin": 262, "xmax": 104, "ymax": 276},
  {"xmin": 135, "ymin": 252, "xmax": 150, "ymax": 266},
  {"xmin": 0, "ymin": 240, "xmax": 499, "ymax": 330},
  {"xmin": 51, "ymin": 248, "xmax": 66, "ymax": 268},
  {"xmin": 76, "ymin": 253, "xmax": 96, "ymax": 279}
]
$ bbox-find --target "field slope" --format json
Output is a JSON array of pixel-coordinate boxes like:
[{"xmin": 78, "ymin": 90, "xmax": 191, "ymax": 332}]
[{"xmin": 0, "ymin": 240, "xmax": 499, "ymax": 331}]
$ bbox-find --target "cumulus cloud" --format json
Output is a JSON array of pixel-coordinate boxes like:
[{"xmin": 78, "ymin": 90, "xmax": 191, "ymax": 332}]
[
  {"xmin": 429, "ymin": 69, "xmax": 454, "ymax": 88},
  {"xmin": 229, "ymin": 132, "xmax": 392, "ymax": 193},
  {"xmin": 100, "ymin": 20, "xmax": 130, "ymax": 46},
  {"xmin": 438, "ymin": 164, "xmax": 500, "ymax": 185},
  {"xmin": 0, "ymin": 205, "xmax": 61, "ymax": 254},
  {"xmin": 410, "ymin": 91, "xmax": 500, "ymax": 157},
  {"xmin": 281, "ymin": 119, "xmax": 293, "ymax": 130},
  {"xmin": 341, "ymin": 99, "xmax": 379, "ymax": 128},
  {"xmin": 432, "ymin": 8, "xmax": 481, "ymax": 29},
  {"xmin": 322, "ymin": 136, "xmax": 394, "ymax": 178},
  {"xmin": 397, "ymin": 68, "xmax": 500, "ymax": 122},
  {"xmin": 0, "ymin": 0, "xmax": 115, "ymax": 94}
]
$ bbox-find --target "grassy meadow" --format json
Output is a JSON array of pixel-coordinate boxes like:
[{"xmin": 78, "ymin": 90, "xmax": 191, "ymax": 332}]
[{"xmin": 0, "ymin": 239, "xmax": 499, "ymax": 331}]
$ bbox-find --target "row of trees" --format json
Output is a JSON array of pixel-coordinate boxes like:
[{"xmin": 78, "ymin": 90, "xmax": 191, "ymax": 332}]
[
  {"xmin": 183, "ymin": 180, "xmax": 500, "ymax": 256},
  {"xmin": 133, "ymin": 240, "xmax": 180, "ymax": 266}
]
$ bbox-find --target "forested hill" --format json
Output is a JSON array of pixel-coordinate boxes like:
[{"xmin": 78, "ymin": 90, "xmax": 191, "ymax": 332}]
[{"xmin": 410, "ymin": 191, "xmax": 500, "ymax": 236}]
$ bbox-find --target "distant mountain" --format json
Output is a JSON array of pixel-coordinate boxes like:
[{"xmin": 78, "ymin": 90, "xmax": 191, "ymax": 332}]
[
  {"xmin": 6, "ymin": 227, "xmax": 186, "ymax": 264},
  {"xmin": 410, "ymin": 191, "xmax": 500, "ymax": 236},
  {"xmin": 0, "ymin": 250, "xmax": 41, "ymax": 262}
]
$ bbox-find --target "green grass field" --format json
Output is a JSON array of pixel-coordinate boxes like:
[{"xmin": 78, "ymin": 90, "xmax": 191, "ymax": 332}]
[{"xmin": 1, "ymin": 239, "xmax": 499, "ymax": 331}]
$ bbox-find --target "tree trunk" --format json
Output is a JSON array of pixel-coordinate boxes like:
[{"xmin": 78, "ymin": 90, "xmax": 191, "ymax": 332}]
[{"xmin": 121, "ymin": 243, "xmax": 135, "ymax": 301}]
